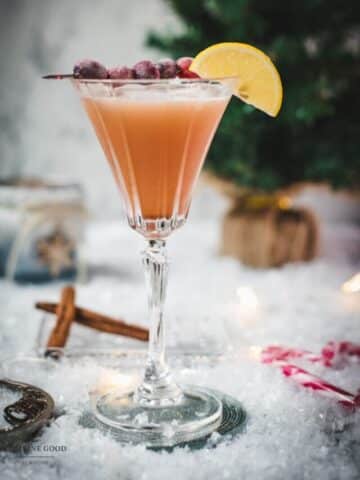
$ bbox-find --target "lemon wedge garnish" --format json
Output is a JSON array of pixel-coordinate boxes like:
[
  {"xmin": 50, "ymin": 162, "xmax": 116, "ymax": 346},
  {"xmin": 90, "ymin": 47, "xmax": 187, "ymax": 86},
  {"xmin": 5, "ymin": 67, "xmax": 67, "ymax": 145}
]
[{"xmin": 190, "ymin": 42, "xmax": 283, "ymax": 117}]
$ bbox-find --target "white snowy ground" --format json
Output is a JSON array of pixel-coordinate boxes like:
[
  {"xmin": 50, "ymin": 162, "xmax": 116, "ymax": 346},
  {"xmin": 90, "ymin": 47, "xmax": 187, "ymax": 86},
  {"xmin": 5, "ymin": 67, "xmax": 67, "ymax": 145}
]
[{"xmin": 0, "ymin": 209, "xmax": 359, "ymax": 479}]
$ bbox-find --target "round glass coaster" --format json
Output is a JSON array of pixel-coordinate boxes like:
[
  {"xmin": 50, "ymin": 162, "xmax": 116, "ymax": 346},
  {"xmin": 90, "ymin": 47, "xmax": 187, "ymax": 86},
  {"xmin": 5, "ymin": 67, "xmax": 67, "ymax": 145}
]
[{"xmin": 85, "ymin": 387, "xmax": 246, "ymax": 449}]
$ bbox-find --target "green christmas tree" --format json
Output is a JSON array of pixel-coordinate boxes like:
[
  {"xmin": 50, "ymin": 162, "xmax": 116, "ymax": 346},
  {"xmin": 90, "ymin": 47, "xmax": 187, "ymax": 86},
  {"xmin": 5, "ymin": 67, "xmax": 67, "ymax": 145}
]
[{"xmin": 147, "ymin": 0, "xmax": 360, "ymax": 191}]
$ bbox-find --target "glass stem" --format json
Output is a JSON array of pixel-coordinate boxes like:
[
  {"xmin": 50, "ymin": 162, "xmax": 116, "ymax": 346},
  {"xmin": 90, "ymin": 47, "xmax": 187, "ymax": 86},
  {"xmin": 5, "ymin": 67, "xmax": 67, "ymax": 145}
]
[{"xmin": 135, "ymin": 239, "xmax": 182, "ymax": 406}]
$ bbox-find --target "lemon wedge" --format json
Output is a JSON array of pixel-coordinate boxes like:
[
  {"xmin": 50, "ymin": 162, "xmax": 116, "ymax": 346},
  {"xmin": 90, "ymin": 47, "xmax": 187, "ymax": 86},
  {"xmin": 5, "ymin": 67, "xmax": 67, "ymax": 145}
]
[{"xmin": 190, "ymin": 42, "xmax": 283, "ymax": 117}]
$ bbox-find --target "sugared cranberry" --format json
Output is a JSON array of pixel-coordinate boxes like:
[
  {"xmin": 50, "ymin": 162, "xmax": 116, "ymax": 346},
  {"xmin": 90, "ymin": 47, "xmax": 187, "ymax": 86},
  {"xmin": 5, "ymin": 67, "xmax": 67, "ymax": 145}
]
[
  {"xmin": 157, "ymin": 59, "xmax": 177, "ymax": 79},
  {"xmin": 133, "ymin": 60, "xmax": 160, "ymax": 79},
  {"xmin": 108, "ymin": 66, "xmax": 134, "ymax": 79},
  {"xmin": 73, "ymin": 59, "xmax": 108, "ymax": 79},
  {"xmin": 178, "ymin": 69, "xmax": 200, "ymax": 79},
  {"xmin": 176, "ymin": 57, "xmax": 193, "ymax": 73}
]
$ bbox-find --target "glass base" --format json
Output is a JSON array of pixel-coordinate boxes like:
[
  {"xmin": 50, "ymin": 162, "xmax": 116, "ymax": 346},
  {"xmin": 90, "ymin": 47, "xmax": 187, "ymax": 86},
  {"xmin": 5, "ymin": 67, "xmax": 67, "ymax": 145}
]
[
  {"xmin": 90, "ymin": 385, "xmax": 222, "ymax": 447},
  {"xmin": 128, "ymin": 215, "xmax": 187, "ymax": 238}
]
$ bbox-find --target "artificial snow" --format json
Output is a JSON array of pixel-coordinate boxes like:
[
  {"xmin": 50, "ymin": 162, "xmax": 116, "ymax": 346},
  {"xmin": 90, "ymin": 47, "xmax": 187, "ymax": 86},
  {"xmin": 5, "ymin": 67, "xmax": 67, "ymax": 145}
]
[{"xmin": 0, "ymin": 214, "xmax": 359, "ymax": 480}]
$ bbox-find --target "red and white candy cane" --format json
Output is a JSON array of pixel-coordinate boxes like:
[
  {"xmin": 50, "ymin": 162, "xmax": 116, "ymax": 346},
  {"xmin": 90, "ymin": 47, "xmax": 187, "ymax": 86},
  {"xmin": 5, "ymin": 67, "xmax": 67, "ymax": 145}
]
[
  {"xmin": 262, "ymin": 342, "xmax": 360, "ymax": 368},
  {"xmin": 261, "ymin": 346, "xmax": 323, "ymax": 365},
  {"xmin": 276, "ymin": 362, "xmax": 358, "ymax": 407},
  {"xmin": 261, "ymin": 342, "xmax": 360, "ymax": 407},
  {"xmin": 321, "ymin": 341, "xmax": 360, "ymax": 367}
]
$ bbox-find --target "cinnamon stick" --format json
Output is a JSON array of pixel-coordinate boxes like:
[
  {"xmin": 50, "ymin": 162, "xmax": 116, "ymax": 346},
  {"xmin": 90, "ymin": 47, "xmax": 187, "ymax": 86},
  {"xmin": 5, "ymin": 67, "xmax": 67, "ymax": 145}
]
[
  {"xmin": 36, "ymin": 302, "xmax": 149, "ymax": 342},
  {"xmin": 46, "ymin": 286, "xmax": 75, "ymax": 351}
]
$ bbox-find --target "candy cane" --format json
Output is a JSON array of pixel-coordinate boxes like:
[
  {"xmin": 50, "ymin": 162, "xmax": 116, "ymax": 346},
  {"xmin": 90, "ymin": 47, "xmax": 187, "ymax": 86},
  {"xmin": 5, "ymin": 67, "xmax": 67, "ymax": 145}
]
[
  {"xmin": 262, "ymin": 342, "xmax": 360, "ymax": 368},
  {"xmin": 261, "ymin": 342, "xmax": 360, "ymax": 406},
  {"xmin": 271, "ymin": 361, "xmax": 358, "ymax": 407},
  {"xmin": 321, "ymin": 341, "xmax": 360, "ymax": 367},
  {"xmin": 261, "ymin": 346, "xmax": 323, "ymax": 365}
]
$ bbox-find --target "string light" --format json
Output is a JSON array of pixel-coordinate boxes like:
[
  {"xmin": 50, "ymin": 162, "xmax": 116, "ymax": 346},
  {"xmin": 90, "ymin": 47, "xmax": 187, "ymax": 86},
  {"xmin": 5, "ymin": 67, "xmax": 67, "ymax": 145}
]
[
  {"xmin": 236, "ymin": 286, "xmax": 259, "ymax": 315},
  {"xmin": 341, "ymin": 273, "xmax": 360, "ymax": 294},
  {"xmin": 92, "ymin": 370, "xmax": 139, "ymax": 396}
]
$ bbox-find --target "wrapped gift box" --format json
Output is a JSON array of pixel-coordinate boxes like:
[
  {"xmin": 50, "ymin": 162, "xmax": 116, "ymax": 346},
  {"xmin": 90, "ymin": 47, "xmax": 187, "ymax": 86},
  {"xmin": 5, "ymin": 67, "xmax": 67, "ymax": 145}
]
[{"xmin": 0, "ymin": 178, "xmax": 87, "ymax": 283}]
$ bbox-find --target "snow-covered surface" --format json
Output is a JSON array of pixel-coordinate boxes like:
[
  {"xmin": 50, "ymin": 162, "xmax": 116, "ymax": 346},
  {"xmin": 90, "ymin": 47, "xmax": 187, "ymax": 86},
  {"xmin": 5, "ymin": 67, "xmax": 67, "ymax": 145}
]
[{"xmin": 0, "ymin": 217, "xmax": 359, "ymax": 479}]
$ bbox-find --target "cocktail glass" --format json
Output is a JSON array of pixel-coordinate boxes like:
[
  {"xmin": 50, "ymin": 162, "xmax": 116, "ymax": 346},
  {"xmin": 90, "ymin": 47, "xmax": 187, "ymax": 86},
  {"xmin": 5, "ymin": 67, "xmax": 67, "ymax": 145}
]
[{"xmin": 72, "ymin": 77, "xmax": 236, "ymax": 447}]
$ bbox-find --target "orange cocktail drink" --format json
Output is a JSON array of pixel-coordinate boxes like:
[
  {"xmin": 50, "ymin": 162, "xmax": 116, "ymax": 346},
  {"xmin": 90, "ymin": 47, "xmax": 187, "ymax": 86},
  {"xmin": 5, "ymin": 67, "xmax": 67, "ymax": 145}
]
[{"xmin": 81, "ymin": 80, "xmax": 231, "ymax": 236}]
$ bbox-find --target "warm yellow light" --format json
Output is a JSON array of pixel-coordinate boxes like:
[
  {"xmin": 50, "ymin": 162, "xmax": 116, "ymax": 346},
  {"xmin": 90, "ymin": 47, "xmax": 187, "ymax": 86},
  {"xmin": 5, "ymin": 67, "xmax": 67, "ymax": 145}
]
[
  {"xmin": 278, "ymin": 195, "xmax": 292, "ymax": 210},
  {"xmin": 342, "ymin": 273, "xmax": 360, "ymax": 294},
  {"xmin": 249, "ymin": 345, "xmax": 262, "ymax": 361},
  {"xmin": 93, "ymin": 369, "xmax": 139, "ymax": 395},
  {"xmin": 236, "ymin": 286, "xmax": 259, "ymax": 313}
]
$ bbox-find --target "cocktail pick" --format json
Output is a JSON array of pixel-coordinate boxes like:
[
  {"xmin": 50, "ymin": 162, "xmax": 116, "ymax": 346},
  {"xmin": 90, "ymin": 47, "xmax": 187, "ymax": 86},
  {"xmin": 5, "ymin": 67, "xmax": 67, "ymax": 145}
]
[{"xmin": 42, "ymin": 74, "xmax": 74, "ymax": 79}]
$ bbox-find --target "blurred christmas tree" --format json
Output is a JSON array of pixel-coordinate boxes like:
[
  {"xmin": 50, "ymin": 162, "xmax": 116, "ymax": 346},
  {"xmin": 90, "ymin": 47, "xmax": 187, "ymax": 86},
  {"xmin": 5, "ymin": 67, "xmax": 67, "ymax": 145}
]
[{"xmin": 147, "ymin": 0, "xmax": 360, "ymax": 191}]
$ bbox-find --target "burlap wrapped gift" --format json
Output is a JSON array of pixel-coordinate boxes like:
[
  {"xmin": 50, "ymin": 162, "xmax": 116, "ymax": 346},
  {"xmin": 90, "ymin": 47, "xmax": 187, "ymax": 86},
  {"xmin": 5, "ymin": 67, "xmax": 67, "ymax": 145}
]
[
  {"xmin": 205, "ymin": 174, "xmax": 319, "ymax": 268},
  {"xmin": 221, "ymin": 199, "xmax": 318, "ymax": 267}
]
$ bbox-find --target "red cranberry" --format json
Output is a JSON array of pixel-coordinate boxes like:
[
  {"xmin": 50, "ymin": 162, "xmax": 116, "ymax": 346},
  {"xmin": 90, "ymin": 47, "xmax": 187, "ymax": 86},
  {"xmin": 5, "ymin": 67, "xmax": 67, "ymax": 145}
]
[
  {"xmin": 133, "ymin": 60, "xmax": 160, "ymax": 79},
  {"xmin": 157, "ymin": 59, "xmax": 177, "ymax": 79},
  {"xmin": 178, "ymin": 69, "xmax": 200, "ymax": 79},
  {"xmin": 108, "ymin": 66, "xmax": 134, "ymax": 79},
  {"xmin": 73, "ymin": 59, "xmax": 108, "ymax": 79},
  {"xmin": 176, "ymin": 57, "xmax": 193, "ymax": 73}
]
